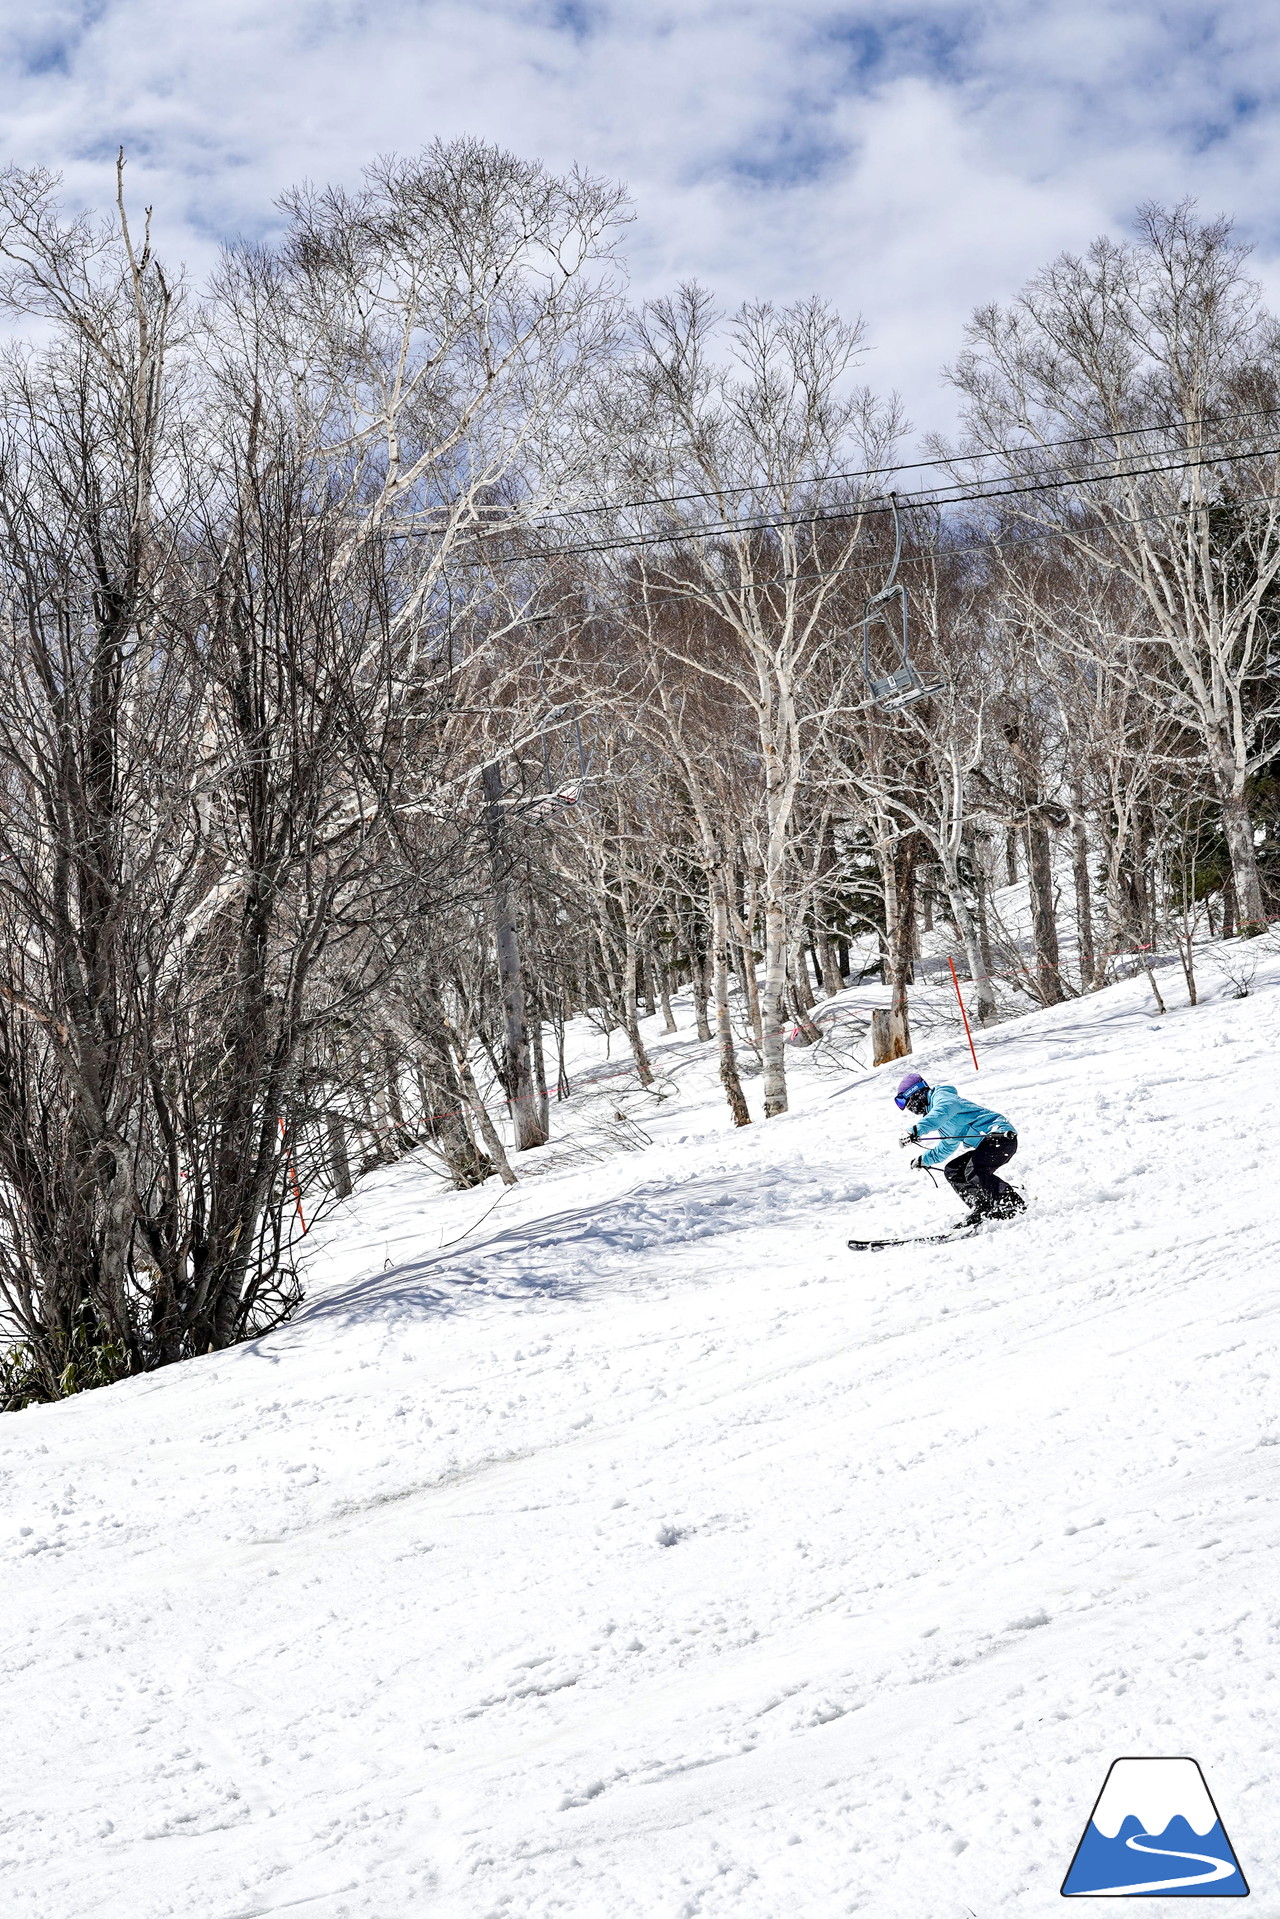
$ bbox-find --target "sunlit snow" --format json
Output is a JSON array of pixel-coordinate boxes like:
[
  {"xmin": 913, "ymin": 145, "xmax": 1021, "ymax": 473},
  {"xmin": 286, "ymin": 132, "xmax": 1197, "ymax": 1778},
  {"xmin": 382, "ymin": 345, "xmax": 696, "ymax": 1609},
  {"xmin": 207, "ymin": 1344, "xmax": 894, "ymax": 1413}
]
[{"xmin": 3, "ymin": 935, "xmax": 1279, "ymax": 1915}]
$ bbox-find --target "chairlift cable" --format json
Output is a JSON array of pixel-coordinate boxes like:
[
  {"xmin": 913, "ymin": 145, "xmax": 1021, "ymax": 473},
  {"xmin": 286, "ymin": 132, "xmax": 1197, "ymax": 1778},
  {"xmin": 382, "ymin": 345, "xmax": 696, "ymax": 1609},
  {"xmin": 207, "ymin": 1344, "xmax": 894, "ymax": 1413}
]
[
  {"xmin": 647, "ymin": 486, "xmax": 1280, "ymax": 591},
  {"xmin": 393, "ymin": 402, "xmax": 1280, "ymax": 546},
  {"xmin": 429, "ymin": 436, "xmax": 1280, "ymax": 567},
  {"xmin": 499, "ymin": 401, "xmax": 1280, "ymax": 528}
]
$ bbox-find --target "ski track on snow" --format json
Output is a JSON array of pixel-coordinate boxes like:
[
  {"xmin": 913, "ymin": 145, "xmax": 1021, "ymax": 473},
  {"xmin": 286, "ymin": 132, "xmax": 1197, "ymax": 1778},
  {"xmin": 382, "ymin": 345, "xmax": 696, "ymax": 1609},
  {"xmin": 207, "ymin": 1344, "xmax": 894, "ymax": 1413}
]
[{"xmin": 3, "ymin": 938, "xmax": 1280, "ymax": 1915}]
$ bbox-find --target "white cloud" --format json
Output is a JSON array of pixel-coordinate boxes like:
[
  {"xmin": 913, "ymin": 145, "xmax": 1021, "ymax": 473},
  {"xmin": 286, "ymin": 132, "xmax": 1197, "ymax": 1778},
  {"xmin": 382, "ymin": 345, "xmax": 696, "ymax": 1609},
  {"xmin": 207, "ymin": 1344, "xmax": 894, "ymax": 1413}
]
[{"xmin": 4, "ymin": 0, "xmax": 1280, "ymax": 436}]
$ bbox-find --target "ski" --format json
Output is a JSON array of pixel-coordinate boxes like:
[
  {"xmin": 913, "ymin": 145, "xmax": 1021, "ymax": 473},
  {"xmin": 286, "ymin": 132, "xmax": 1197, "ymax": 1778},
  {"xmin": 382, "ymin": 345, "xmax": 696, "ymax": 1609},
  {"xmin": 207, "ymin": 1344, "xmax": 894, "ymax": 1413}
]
[{"xmin": 846, "ymin": 1223, "xmax": 980, "ymax": 1251}]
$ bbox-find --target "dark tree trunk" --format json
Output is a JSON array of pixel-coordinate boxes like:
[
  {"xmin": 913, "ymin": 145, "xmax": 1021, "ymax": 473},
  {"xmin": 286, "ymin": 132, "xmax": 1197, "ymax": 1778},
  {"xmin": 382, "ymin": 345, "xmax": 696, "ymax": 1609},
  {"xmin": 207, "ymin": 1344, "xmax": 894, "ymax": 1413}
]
[
  {"xmin": 553, "ymin": 1001, "xmax": 571, "ymax": 1099},
  {"xmin": 817, "ymin": 928, "xmax": 842, "ymax": 996},
  {"xmin": 412, "ymin": 1002, "xmax": 494, "ymax": 1190},
  {"xmin": 528, "ymin": 990, "xmax": 551, "ymax": 1137},
  {"xmin": 692, "ymin": 934, "xmax": 712, "ymax": 1042},
  {"xmin": 876, "ymin": 831, "xmax": 916, "ymax": 1061},
  {"xmin": 712, "ymin": 878, "xmax": 750, "ymax": 1126},
  {"xmin": 482, "ymin": 762, "xmax": 547, "ymax": 1150},
  {"xmin": 1026, "ymin": 817, "xmax": 1065, "ymax": 1004},
  {"xmin": 656, "ymin": 953, "xmax": 678, "ymax": 1032},
  {"xmin": 1071, "ymin": 793, "xmax": 1096, "ymax": 991},
  {"xmin": 1221, "ymin": 868, "xmax": 1238, "ymax": 940},
  {"xmin": 325, "ymin": 1112, "xmax": 353, "ymax": 1199},
  {"xmin": 638, "ymin": 948, "xmax": 656, "ymax": 1019}
]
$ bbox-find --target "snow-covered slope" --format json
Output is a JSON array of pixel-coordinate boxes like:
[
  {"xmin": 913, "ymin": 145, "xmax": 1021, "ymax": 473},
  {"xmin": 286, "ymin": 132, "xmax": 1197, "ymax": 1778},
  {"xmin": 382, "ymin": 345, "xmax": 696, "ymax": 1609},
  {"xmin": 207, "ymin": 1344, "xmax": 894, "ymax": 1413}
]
[{"xmin": 4, "ymin": 947, "xmax": 1280, "ymax": 1917}]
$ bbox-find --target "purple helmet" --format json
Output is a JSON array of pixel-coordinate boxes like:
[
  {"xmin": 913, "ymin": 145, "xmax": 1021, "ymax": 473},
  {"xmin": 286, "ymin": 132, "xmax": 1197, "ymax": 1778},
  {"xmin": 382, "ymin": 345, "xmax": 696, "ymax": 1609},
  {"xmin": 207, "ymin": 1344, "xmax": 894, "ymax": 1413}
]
[{"xmin": 894, "ymin": 1072, "xmax": 928, "ymax": 1110}]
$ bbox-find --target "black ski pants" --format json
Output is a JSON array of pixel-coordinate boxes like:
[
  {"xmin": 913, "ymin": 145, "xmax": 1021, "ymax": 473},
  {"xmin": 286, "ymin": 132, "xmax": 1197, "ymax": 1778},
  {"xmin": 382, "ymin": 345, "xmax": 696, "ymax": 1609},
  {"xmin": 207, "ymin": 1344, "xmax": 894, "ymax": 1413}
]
[{"xmin": 943, "ymin": 1132, "xmax": 1023, "ymax": 1218}]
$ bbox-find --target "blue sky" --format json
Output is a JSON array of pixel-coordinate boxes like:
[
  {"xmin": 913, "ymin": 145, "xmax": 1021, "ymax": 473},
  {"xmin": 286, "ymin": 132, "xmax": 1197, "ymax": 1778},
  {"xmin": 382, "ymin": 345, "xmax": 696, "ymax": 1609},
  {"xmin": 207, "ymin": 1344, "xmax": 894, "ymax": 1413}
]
[{"xmin": 3, "ymin": 0, "xmax": 1280, "ymax": 435}]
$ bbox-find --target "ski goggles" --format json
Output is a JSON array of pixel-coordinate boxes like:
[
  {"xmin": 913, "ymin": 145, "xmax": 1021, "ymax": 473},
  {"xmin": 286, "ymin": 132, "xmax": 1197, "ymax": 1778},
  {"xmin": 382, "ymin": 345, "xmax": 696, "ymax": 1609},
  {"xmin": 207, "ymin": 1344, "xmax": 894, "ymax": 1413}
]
[{"xmin": 894, "ymin": 1076, "xmax": 928, "ymax": 1109}]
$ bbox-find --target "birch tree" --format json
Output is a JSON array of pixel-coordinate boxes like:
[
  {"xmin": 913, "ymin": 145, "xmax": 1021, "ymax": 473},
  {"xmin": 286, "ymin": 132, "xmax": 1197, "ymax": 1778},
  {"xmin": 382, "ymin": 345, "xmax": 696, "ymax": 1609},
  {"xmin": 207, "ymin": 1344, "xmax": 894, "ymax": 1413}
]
[
  {"xmin": 834, "ymin": 535, "xmax": 999, "ymax": 1022},
  {"xmin": 949, "ymin": 202, "xmax": 1280, "ymax": 931},
  {"xmin": 589, "ymin": 287, "xmax": 899, "ymax": 1113}
]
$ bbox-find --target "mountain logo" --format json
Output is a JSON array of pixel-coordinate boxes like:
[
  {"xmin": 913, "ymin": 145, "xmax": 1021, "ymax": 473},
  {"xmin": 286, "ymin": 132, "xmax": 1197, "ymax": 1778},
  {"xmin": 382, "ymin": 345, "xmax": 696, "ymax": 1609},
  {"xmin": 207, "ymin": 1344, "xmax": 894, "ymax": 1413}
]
[{"xmin": 1062, "ymin": 1757, "xmax": 1248, "ymax": 1897}]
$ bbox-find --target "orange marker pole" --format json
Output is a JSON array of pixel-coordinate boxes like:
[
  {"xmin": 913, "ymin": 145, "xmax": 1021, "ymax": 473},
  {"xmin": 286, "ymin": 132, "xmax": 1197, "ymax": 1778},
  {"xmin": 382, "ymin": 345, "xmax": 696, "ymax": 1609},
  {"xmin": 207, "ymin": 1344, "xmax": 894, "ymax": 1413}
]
[
  {"xmin": 278, "ymin": 1115, "xmax": 308, "ymax": 1234},
  {"xmin": 948, "ymin": 956, "xmax": 980, "ymax": 1073}
]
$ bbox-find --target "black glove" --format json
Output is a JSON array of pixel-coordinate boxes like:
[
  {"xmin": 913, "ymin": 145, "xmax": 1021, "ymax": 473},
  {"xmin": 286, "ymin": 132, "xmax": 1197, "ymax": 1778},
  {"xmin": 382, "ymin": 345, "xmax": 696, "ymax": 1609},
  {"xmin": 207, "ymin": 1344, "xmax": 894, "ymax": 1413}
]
[
  {"xmin": 910, "ymin": 1154, "xmax": 924, "ymax": 1170},
  {"xmin": 900, "ymin": 1126, "xmax": 919, "ymax": 1146}
]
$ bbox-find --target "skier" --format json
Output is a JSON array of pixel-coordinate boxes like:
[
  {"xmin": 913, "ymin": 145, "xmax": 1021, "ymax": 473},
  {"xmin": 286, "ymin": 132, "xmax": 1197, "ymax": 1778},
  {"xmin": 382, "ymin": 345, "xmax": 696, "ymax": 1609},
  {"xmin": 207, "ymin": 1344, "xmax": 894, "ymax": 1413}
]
[{"xmin": 894, "ymin": 1071, "xmax": 1025, "ymax": 1225}]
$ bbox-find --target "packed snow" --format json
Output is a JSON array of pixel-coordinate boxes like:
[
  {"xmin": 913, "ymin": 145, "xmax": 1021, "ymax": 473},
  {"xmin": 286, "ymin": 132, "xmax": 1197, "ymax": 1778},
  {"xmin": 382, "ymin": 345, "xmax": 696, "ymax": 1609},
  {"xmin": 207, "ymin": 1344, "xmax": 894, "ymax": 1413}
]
[{"xmin": 4, "ymin": 938, "xmax": 1280, "ymax": 1917}]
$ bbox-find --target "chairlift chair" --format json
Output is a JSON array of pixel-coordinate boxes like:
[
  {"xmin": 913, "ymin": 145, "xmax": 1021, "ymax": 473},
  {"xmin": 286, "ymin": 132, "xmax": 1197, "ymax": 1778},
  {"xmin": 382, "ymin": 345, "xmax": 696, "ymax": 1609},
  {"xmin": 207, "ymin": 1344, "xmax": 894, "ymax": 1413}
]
[
  {"xmin": 496, "ymin": 782, "xmax": 581, "ymax": 820},
  {"xmin": 861, "ymin": 493, "xmax": 944, "ymax": 711},
  {"xmin": 525, "ymin": 784, "xmax": 580, "ymax": 821}
]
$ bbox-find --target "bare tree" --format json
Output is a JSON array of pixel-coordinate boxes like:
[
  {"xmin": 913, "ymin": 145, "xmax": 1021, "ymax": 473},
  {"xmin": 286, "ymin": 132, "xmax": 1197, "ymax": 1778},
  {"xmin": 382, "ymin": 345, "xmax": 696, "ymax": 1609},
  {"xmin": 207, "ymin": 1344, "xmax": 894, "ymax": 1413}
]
[
  {"xmin": 588, "ymin": 287, "xmax": 899, "ymax": 1112},
  {"xmin": 950, "ymin": 202, "xmax": 1280, "ymax": 932},
  {"xmin": 834, "ymin": 533, "xmax": 999, "ymax": 1023},
  {"xmin": 0, "ymin": 173, "xmax": 395, "ymax": 1391}
]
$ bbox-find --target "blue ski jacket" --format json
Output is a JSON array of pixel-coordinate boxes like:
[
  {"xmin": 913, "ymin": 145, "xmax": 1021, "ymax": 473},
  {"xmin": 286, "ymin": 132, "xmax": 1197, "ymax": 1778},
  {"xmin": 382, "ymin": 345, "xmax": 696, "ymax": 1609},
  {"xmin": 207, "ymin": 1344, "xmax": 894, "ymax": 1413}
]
[{"xmin": 914, "ymin": 1085, "xmax": 1015, "ymax": 1168}]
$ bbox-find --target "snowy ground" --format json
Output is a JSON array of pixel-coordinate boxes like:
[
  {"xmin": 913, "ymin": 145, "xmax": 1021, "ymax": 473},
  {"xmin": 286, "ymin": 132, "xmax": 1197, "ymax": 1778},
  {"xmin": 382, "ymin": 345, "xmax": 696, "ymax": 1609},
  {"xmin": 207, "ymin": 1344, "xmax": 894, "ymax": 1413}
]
[{"xmin": 4, "ymin": 938, "xmax": 1280, "ymax": 1917}]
